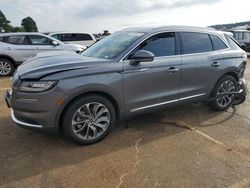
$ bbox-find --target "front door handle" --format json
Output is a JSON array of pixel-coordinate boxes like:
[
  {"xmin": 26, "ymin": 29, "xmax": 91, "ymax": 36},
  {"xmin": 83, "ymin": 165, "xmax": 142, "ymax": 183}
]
[
  {"xmin": 6, "ymin": 47, "xmax": 12, "ymax": 50},
  {"xmin": 167, "ymin": 67, "xmax": 179, "ymax": 74},
  {"xmin": 211, "ymin": 62, "xmax": 221, "ymax": 67}
]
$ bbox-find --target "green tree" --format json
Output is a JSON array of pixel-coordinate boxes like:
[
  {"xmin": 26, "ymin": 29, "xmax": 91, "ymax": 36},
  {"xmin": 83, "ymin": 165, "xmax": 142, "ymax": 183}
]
[
  {"xmin": 12, "ymin": 26, "xmax": 25, "ymax": 32},
  {"xmin": 0, "ymin": 10, "xmax": 12, "ymax": 32},
  {"xmin": 21, "ymin": 17, "xmax": 38, "ymax": 32}
]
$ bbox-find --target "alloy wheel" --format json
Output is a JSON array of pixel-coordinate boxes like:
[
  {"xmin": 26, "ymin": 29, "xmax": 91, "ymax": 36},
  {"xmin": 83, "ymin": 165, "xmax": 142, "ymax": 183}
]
[
  {"xmin": 71, "ymin": 102, "xmax": 110, "ymax": 140},
  {"xmin": 216, "ymin": 80, "xmax": 236, "ymax": 107},
  {"xmin": 0, "ymin": 61, "xmax": 11, "ymax": 76}
]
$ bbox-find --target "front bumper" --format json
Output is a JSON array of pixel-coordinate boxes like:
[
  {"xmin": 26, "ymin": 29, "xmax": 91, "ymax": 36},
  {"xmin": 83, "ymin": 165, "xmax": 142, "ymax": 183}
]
[
  {"xmin": 11, "ymin": 109, "xmax": 43, "ymax": 128},
  {"xmin": 5, "ymin": 90, "xmax": 43, "ymax": 128},
  {"xmin": 5, "ymin": 85, "xmax": 67, "ymax": 130}
]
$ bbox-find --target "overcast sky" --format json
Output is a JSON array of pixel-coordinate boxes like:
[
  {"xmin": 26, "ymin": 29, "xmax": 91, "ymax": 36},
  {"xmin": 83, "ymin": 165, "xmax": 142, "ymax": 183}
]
[{"xmin": 1, "ymin": 0, "xmax": 250, "ymax": 33}]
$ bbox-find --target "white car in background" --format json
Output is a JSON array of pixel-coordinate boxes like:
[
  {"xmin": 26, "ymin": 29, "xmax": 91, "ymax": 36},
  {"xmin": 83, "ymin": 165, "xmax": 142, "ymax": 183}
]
[
  {"xmin": 0, "ymin": 32, "xmax": 86, "ymax": 76},
  {"xmin": 49, "ymin": 32, "xmax": 96, "ymax": 47}
]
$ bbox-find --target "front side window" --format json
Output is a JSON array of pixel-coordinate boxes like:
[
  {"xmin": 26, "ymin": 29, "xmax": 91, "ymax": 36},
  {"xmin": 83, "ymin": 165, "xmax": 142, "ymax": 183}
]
[
  {"xmin": 29, "ymin": 35, "xmax": 50, "ymax": 45},
  {"xmin": 181, "ymin": 32, "xmax": 213, "ymax": 54},
  {"xmin": 210, "ymin": 35, "xmax": 228, "ymax": 51},
  {"xmin": 7, "ymin": 35, "xmax": 27, "ymax": 45},
  {"xmin": 136, "ymin": 32, "xmax": 176, "ymax": 57},
  {"xmin": 82, "ymin": 32, "xmax": 144, "ymax": 59}
]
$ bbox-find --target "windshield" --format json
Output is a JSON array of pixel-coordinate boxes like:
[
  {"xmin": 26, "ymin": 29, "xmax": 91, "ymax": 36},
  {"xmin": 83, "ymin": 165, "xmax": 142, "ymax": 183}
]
[{"xmin": 82, "ymin": 32, "xmax": 144, "ymax": 59}]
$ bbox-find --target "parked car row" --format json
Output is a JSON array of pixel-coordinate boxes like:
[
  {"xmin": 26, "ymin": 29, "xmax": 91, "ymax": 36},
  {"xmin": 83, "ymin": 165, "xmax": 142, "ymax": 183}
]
[
  {"xmin": 5, "ymin": 26, "xmax": 248, "ymax": 145},
  {"xmin": 0, "ymin": 32, "xmax": 87, "ymax": 76},
  {"xmin": 230, "ymin": 30, "xmax": 250, "ymax": 52}
]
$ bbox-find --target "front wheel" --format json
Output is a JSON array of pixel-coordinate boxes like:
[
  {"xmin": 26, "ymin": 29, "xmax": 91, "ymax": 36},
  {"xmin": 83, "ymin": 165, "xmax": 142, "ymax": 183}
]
[
  {"xmin": 0, "ymin": 58, "xmax": 14, "ymax": 76},
  {"xmin": 208, "ymin": 75, "xmax": 237, "ymax": 111},
  {"xmin": 62, "ymin": 95, "xmax": 116, "ymax": 145}
]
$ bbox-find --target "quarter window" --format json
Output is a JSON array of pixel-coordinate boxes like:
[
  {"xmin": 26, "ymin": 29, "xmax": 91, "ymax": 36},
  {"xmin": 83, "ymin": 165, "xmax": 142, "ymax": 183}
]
[
  {"xmin": 210, "ymin": 35, "xmax": 228, "ymax": 51},
  {"xmin": 181, "ymin": 32, "xmax": 213, "ymax": 54},
  {"xmin": 137, "ymin": 32, "xmax": 176, "ymax": 57}
]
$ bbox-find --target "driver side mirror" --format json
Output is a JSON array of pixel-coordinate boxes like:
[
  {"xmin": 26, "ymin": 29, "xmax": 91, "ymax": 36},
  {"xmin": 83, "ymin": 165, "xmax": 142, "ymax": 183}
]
[
  {"xmin": 130, "ymin": 50, "xmax": 155, "ymax": 65},
  {"xmin": 52, "ymin": 40, "xmax": 59, "ymax": 46}
]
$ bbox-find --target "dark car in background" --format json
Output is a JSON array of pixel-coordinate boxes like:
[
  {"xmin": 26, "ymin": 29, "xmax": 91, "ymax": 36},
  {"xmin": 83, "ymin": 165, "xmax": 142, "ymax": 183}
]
[{"xmin": 230, "ymin": 30, "xmax": 250, "ymax": 52}]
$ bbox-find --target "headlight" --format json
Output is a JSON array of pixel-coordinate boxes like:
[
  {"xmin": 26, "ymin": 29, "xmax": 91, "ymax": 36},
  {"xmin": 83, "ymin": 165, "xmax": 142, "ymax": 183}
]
[{"xmin": 19, "ymin": 81, "xmax": 58, "ymax": 92}]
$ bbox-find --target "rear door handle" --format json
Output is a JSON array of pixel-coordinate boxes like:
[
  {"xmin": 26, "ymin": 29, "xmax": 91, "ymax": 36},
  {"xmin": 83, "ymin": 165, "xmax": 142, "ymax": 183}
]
[
  {"xmin": 167, "ymin": 67, "xmax": 179, "ymax": 74},
  {"xmin": 211, "ymin": 62, "xmax": 221, "ymax": 67},
  {"xmin": 6, "ymin": 47, "xmax": 12, "ymax": 50}
]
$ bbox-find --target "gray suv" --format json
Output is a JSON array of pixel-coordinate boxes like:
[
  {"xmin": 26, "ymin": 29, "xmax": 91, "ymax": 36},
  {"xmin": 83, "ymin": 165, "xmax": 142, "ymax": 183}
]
[
  {"xmin": 0, "ymin": 33, "xmax": 86, "ymax": 76},
  {"xmin": 5, "ymin": 26, "xmax": 247, "ymax": 145}
]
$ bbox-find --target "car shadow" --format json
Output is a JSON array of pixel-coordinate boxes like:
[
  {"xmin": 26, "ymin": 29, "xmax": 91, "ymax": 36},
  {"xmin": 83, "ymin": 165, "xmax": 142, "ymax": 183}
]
[{"xmin": 0, "ymin": 103, "xmax": 238, "ymax": 185}]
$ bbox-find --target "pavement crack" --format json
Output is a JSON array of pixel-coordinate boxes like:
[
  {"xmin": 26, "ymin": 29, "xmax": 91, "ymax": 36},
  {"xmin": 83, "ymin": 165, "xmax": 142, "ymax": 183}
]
[
  {"xmin": 117, "ymin": 173, "xmax": 129, "ymax": 188},
  {"xmin": 116, "ymin": 138, "xmax": 143, "ymax": 188},
  {"xmin": 134, "ymin": 138, "xmax": 142, "ymax": 169}
]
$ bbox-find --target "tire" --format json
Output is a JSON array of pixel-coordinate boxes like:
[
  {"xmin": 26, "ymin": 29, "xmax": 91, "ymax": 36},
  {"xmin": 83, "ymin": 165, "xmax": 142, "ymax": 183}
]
[
  {"xmin": 62, "ymin": 95, "xmax": 116, "ymax": 145},
  {"xmin": 208, "ymin": 75, "xmax": 238, "ymax": 111},
  {"xmin": 0, "ymin": 58, "xmax": 14, "ymax": 76},
  {"xmin": 232, "ymin": 80, "xmax": 247, "ymax": 105}
]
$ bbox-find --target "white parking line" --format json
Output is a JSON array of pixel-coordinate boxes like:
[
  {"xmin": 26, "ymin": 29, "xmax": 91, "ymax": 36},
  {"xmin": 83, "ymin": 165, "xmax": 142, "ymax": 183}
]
[{"xmin": 0, "ymin": 87, "xmax": 10, "ymax": 91}]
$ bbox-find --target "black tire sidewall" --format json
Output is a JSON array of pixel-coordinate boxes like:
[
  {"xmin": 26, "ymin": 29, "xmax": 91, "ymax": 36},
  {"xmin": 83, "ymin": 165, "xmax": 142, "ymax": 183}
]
[
  {"xmin": 62, "ymin": 95, "xmax": 116, "ymax": 145},
  {"xmin": 209, "ymin": 75, "xmax": 238, "ymax": 111},
  {"xmin": 0, "ymin": 58, "xmax": 14, "ymax": 76}
]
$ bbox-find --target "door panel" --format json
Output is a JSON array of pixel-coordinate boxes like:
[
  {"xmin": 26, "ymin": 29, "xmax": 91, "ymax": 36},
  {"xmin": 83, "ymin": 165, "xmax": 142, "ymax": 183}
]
[
  {"xmin": 123, "ymin": 56, "xmax": 181, "ymax": 112},
  {"xmin": 180, "ymin": 53, "xmax": 222, "ymax": 99},
  {"xmin": 179, "ymin": 32, "xmax": 226, "ymax": 100}
]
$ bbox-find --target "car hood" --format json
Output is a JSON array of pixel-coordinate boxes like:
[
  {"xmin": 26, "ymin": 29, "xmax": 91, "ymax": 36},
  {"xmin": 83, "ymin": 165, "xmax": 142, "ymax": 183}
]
[
  {"xmin": 17, "ymin": 51, "xmax": 110, "ymax": 79},
  {"xmin": 63, "ymin": 43, "xmax": 87, "ymax": 50}
]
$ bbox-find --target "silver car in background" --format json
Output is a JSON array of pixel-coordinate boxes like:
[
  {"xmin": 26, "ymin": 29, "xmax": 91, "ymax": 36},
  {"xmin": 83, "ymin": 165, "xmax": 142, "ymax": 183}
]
[
  {"xmin": 0, "ymin": 32, "xmax": 86, "ymax": 76},
  {"xmin": 49, "ymin": 32, "xmax": 96, "ymax": 47}
]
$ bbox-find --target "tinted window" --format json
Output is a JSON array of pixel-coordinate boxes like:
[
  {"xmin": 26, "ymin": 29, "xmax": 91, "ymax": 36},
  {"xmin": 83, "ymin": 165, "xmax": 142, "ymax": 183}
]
[
  {"xmin": 78, "ymin": 34, "xmax": 92, "ymax": 41},
  {"xmin": 29, "ymin": 35, "xmax": 50, "ymax": 45},
  {"xmin": 138, "ymin": 32, "xmax": 176, "ymax": 57},
  {"xmin": 6, "ymin": 35, "xmax": 28, "ymax": 45},
  {"xmin": 62, "ymin": 34, "xmax": 77, "ymax": 41},
  {"xmin": 225, "ymin": 35, "xmax": 241, "ymax": 50},
  {"xmin": 210, "ymin": 35, "xmax": 227, "ymax": 51},
  {"xmin": 181, "ymin": 32, "xmax": 213, "ymax": 54},
  {"xmin": 51, "ymin": 34, "xmax": 62, "ymax": 40},
  {"xmin": 244, "ymin": 32, "xmax": 250, "ymax": 40},
  {"xmin": 234, "ymin": 32, "xmax": 244, "ymax": 40}
]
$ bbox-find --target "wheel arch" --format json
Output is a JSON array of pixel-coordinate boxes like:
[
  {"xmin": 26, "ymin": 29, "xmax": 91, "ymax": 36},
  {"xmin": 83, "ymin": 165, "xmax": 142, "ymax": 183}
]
[
  {"xmin": 0, "ymin": 55, "xmax": 17, "ymax": 67},
  {"xmin": 209, "ymin": 71, "xmax": 239, "ymax": 97},
  {"xmin": 58, "ymin": 91, "xmax": 121, "ymax": 132}
]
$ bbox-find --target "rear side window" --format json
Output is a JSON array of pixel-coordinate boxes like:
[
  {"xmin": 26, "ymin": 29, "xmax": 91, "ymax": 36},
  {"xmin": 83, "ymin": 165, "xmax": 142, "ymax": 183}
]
[
  {"xmin": 6, "ymin": 35, "xmax": 28, "ymax": 45},
  {"xmin": 210, "ymin": 35, "xmax": 228, "ymax": 51},
  {"xmin": 225, "ymin": 35, "xmax": 241, "ymax": 50},
  {"xmin": 138, "ymin": 32, "xmax": 176, "ymax": 57},
  {"xmin": 78, "ymin": 34, "xmax": 92, "ymax": 41},
  {"xmin": 181, "ymin": 32, "xmax": 213, "ymax": 54},
  {"xmin": 62, "ymin": 34, "xmax": 78, "ymax": 41}
]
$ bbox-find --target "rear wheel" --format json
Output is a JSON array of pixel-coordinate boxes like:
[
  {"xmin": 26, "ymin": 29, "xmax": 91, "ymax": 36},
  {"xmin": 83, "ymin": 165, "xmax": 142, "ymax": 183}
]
[
  {"xmin": 62, "ymin": 95, "xmax": 116, "ymax": 145},
  {"xmin": 209, "ymin": 75, "xmax": 237, "ymax": 111},
  {"xmin": 0, "ymin": 58, "xmax": 14, "ymax": 76}
]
